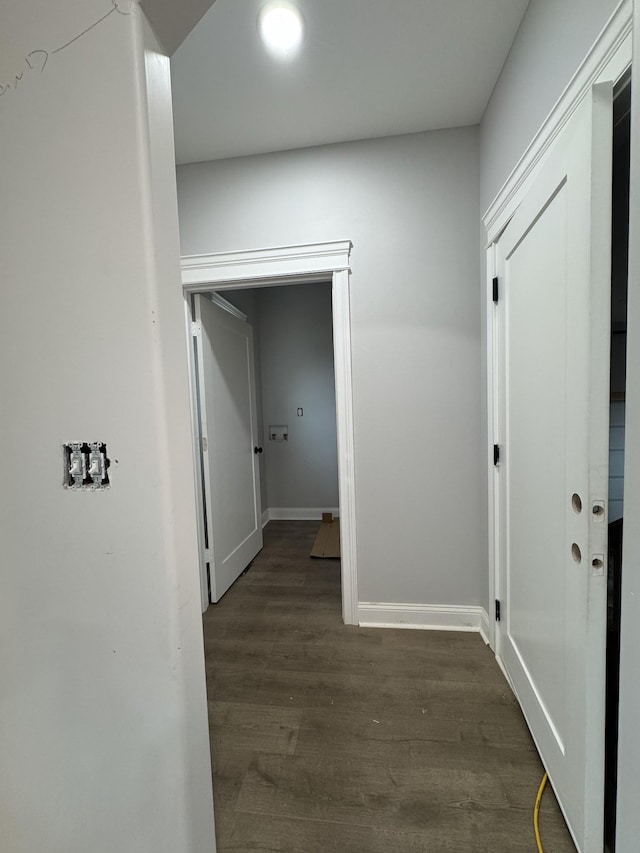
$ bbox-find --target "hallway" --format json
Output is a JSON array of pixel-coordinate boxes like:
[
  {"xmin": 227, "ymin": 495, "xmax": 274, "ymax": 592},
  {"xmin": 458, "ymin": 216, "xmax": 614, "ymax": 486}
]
[{"xmin": 203, "ymin": 521, "xmax": 575, "ymax": 852}]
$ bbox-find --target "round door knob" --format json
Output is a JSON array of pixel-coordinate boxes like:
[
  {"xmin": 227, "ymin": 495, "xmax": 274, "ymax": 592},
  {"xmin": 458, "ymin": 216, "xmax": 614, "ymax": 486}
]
[{"xmin": 254, "ymin": 446, "xmax": 263, "ymax": 454}]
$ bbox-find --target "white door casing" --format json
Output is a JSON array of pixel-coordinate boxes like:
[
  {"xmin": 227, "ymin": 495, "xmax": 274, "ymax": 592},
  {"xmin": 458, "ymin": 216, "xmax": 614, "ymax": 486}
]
[
  {"xmin": 182, "ymin": 241, "xmax": 359, "ymax": 625},
  {"xmin": 494, "ymin": 86, "xmax": 612, "ymax": 851},
  {"xmin": 194, "ymin": 294, "xmax": 263, "ymax": 602}
]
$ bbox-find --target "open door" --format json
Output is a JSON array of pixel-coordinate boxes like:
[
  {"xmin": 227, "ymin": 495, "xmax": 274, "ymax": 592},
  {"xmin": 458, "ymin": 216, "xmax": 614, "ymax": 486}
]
[
  {"xmin": 194, "ymin": 294, "xmax": 263, "ymax": 602},
  {"xmin": 494, "ymin": 85, "xmax": 612, "ymax": 852}
]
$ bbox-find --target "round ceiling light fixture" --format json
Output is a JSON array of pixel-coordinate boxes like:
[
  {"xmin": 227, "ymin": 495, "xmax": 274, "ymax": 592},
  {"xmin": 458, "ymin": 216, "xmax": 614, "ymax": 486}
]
[{"xmin": 258, "ymin": 1, "xmax": 305, "ymax": 59}]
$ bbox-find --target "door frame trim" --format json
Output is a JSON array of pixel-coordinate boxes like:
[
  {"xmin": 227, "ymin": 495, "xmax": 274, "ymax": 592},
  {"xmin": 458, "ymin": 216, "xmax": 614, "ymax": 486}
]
[
  {"xmin": 484, "ymin": 1, "xmax": 632, "ymax": 652},
  {"xmin": 183, "ymin": 298, "xmax": 210, "ymax": 611},
  {"xmin": 181, "ymin": 241, "xmax": 359, "ymax": 625},
  {"xmin": 483, "ymin": 0, "xmax": 632, "ymax": 242}
]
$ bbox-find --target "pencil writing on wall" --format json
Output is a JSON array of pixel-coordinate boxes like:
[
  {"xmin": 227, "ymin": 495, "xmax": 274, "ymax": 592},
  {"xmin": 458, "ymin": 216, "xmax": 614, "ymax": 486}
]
[{"xmin": 0, "ymin": 1, "xmax": 133, "ymax": 98}]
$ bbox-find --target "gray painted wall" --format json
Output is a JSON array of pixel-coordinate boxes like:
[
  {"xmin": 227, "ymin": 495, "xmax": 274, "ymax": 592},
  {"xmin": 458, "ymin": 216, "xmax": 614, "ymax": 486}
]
[
  {"xmin": 177, "ymin": 128, "xmax": 485, "ymax": 606},
  {"xmin": 224, "ymin": 284, "xmax": 338, "ymax": 513},
  {"xmin": 480, "ymin": 0, "xmax": 618, "ymax": 212},
  {"xmin": 0, "ymin": 5, "xmax": 214, "ymax": 851},
  {"xmin": 257, "ymin": 284, "xmax": 339, "ymax": 511}
]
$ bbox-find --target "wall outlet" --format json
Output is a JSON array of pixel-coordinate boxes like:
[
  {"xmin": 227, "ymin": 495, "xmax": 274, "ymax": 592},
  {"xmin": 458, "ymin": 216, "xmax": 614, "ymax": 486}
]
[{"xmin": 269, "ymin": 425, "xmax": 288, "ymax": 441}]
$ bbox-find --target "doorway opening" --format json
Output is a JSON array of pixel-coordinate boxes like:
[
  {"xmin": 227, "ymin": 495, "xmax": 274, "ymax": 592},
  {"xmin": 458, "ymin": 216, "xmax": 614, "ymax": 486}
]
[
  {"xmin": 195, "ymin": 280, "xmax": 340, "ymax": 602},
  {"xmin": 181, "ymin": 241, "xmax": 358, "ymax": 626},
  {"xmin": 604, "ymin": 75, "xmax": 631, "ymax": 853},
  {"xmin": 222, "ymin": 281, "xmax": 339, "ymax": 518}
]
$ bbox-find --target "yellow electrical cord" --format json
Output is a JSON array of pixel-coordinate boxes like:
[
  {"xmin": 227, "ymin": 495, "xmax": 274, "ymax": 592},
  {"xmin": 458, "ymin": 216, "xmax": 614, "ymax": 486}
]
[{"xmin": 533, "ymin": 771, "xmax": 548, "ymax": 853}]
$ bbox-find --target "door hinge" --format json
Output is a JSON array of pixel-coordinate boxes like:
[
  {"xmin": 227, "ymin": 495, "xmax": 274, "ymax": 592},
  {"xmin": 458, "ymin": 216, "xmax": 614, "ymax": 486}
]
[
  {"xmin": 191, "ymin": 321, "xmax": 198, "ymax": 336},
  {"xmin": 492, "ymin": 276, "xmax": 499, "ymax": 303},
  {"xmin": 495, "ymin": 599, "xmax": 501, "ymax": 622},
  {"xmin": 493, "ymin": 444, "xmax": 500, "ymax": 466}
]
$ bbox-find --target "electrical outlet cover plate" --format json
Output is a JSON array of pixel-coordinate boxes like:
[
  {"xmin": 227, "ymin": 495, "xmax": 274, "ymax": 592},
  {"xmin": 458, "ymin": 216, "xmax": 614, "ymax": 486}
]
[
  {"xmin": 63, "ymin": 442, "xmax": 110, "ymax": 490},
  {"xmin": 269, "ymin": 425, "xmax": 288, "ymax": 441}
]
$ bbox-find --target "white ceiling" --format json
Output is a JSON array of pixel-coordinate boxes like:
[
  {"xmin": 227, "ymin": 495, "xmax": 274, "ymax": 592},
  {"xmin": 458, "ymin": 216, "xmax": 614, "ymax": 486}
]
[{"xmin": 171, "ymin": 0, "xmax": 529, "ymax": 166}]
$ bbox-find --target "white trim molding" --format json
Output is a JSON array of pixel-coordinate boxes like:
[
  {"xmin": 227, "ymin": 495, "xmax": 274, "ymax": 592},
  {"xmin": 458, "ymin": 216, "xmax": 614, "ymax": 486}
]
[
  {"xmin": 184, "ymin": 299, "xmax": 210, "ymax": 613},
  {"xmin": 483, "ymin": 0, "xmax": 631, "ymax": 242},
  {"xmin": 209, "ymin": 292, "xmax": 247, "ymax": 322},
  {"xmin": 181, "ymin": 241, "xmax": 359, "ymax": 625},
  {"xmin": 182, "ymin": 241, "xmax": 352, "ymax": 288},
  {"xmin": 358, "ymin": 603, "xmax": 490, "ymax": 636},
  {"xmin": 265, "ymin": 507, "xmax": 340, "ymax": 522},
  {"xmin": 479, "ymin": 609, "xmax": 491, "ymax": 646}
]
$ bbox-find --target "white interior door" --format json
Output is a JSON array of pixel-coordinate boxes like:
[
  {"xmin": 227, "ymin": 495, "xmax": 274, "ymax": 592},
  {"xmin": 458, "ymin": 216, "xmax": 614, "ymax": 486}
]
[
  {"xmin": 494, "ymin": 86, "xmax": 612, "ymax": 852},
  {"xmin": 194, "ymin": 295, "xmax": 263, "ymax": 602}
]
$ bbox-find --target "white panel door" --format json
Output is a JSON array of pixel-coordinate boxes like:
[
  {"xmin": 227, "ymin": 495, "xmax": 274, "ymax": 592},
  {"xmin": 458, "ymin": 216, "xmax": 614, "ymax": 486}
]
[
  {"xmin": 495, "ymin": 86, "xmax": 612, "ymax": 852},
  {"xmin": 194, "ymin": 295, "xmax": 263, "ymax": 602}
]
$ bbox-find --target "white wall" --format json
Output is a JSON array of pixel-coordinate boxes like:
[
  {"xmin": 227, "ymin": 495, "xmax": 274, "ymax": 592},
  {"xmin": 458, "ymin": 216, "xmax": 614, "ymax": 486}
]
[
  {"xmin": 141, "ymin": 0, "xmax": 216, "ymax": 54},
  {"xmin": 255, "ymin": 284, "xmax": 339, "ymax": 512},
  {"xmin": 0, "ymin": 3, "xmax": 214, "ymax": 852},
  {"xmin": 480, "ymin": 0, "xmax": 618, "ymax": 211},
  {"xmin": 177, "ymin": 128, "xmax": 485, "ymax": 607}
]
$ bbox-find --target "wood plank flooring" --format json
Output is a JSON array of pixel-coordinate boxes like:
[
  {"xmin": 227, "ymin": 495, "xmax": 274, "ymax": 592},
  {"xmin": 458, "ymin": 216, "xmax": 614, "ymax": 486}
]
[{"xmin": 203, "ymin": 521, "xmax": 576, "ymax": 852}]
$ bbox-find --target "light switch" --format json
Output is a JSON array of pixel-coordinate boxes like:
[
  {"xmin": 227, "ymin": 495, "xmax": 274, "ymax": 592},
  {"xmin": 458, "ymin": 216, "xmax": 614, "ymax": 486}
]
[
  {"xmin": 68, "ymin": 443, "xmax": 86, "ymax": 487},
  {"xmin": 64, "ymin": 442, "xmax": 110, "ymax": 489},
  {"xmin": 88, "ymin": 443, "xmax": 107, "ymax": 486}
]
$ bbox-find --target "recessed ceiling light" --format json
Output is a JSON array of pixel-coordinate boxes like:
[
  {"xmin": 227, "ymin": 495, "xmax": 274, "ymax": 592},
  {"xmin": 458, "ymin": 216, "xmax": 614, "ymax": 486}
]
[{"xmin": 258, "ymin": 1, "xmax": 305, "ymax": 59}]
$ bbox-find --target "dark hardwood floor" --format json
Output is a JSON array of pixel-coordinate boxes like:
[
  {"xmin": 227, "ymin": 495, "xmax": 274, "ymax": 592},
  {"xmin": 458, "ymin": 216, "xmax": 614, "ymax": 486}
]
[{"xmin": 203, "ymin": 521, "xmax": 575, "ymax": 852}]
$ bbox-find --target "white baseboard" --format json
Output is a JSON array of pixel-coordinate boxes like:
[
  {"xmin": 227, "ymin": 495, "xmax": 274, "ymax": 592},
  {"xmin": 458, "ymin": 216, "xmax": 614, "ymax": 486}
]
[
  {"xmin": 261, "ymin": 510, "xmax": 269, "ymax": 528},
  {"xmin": 358, "ymin": 602, "xmax": 490, "ymax": 635},
  {"xmin": 495, "ymin": 654, "xmax": 515, "ymax": 693},
  {"xmin": 479, "ymin": 608, "xmax": 491, "ymax": 645},
  {"xmin": 265, "ymin": 507, "xmax": 340, "ymax": 522}
]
